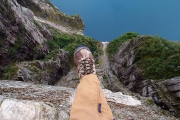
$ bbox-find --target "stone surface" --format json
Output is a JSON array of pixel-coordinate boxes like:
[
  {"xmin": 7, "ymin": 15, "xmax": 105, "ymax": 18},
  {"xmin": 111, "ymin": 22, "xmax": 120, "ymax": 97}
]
[
  {"xmin": 34, "ymin": 16, "xmax": 84, "ymax": 35},
  {"xmin": 0, "ymin": 99, "xmax": 58, "ymax": 120},
  {"xmin": 0, "ymin": 80, "xmax": 74, "ymax": 120},
  {"xmin": 162, "ymin": 77, "xmax": 180, "ymax": 99},
  {"xmin": 162, "ymin": 77, "xmax": 180, "ymax": 86},
  {"xmin": 103, "ymin": 89, "xmax": 141, "ymax": 106},
  {"xmin": 21, "ymin": 6, "xmax": 34, "ymax": 20},
  {"xmin": 168, "ymin": 84, "xmax": 180, "ymax": 92},
  {"xmin": 175, "ymin": 91, "xmax": 180, "ymax": 98},
  {"xmin": 56, "ymin": 67, "xmax": 79, "ymax": 88},
  {"xmin": 110, "ymin": 37, "xmax": 180, "ymax": 117},
  {"xmin": 13, "ymin": 49, "xmax": 70, "ymax": 85},
  {"xmin": 111, "ymin": 37, "xmax": 144, "ymax": 88},
  {"xmin": 0, "ymin": 80, "xmax": 177, "ymax": 120},
  {"xmin": 0, "ymin": 0, "xmax": 52, "ymax": 77},
  {"xmin": 17, "ymin": 0, "xmax": 85, "ymax": 30},
  {"xmin": 100, "ymin": 42, "xmax": 122, "ymax": 92},
  {"xmin": 0, "ymin": 0, "xmax": 179, "ymax": 119}
]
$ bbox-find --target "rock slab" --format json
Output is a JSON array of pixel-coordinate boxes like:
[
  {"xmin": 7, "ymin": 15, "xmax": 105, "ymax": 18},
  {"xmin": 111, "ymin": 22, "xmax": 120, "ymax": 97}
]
[
  {"xmin": 0, "ymin": 80, "xmax": 177, "ymax": 120},
  {"xmin": 162, "ymin": 77, "xmax": 180, "ymax": 98}
]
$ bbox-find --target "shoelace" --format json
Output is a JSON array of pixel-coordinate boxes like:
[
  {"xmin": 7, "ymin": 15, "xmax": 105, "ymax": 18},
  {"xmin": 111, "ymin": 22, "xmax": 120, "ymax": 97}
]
[{"xmin": 78, "ymin": 58, "xmax": 94, "ymax": 78}]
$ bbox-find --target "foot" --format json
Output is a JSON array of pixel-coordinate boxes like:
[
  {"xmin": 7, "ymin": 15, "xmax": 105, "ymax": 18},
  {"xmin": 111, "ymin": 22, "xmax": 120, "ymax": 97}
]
[{"xmin": 74, "ymin": 45, "xmax": 96, "ymax": 79}]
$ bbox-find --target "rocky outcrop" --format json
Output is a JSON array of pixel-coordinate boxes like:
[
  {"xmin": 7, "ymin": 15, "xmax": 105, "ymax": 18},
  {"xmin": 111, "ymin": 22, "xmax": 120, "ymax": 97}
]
[
  {"xmin": 110, "ymin": 37, "xmax": 180, "ymax": 117},
  {"xmin": 9, "ymin": 49, "xmax": 69, "ymax": 85},
  {"xmin": 0, "ymin": 80, "xmax": 74, "ymax": 120},
  {"xmin": 0, "ymin": 80, "xmax": 177, "ymax": 120},
  {"xmin": 111, "ymin": 37, "xmax": 144, "ymax": 89},
  {"xmin": 16, "ymin": 0, "xmax": 85, "ymax": 30},
  {"xmin": 0, "ymin": 99, "xmax": 60, "ymax": 120},
  {"xmin": 162, "ymin": 77, "xmax": 180, "ymax": 98},
  {"xmin": 34, "ymin": 16, "xmax": 84, "ymax": 35},
  {"xmin": 0, "ymin": 0, "xmax": 52, "ymax": 77}
]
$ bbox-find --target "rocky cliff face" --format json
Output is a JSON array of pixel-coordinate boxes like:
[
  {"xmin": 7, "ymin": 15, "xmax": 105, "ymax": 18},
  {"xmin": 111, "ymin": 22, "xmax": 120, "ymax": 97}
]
[
  {"xmin": 0, "ymin": 0, "xmax": 52, "ymax": 77},
  {"xmin": 16, "ymin": 0, "xmax": 85, "ymax": 30},
  {"xmin": 8, "ymin": 49, "xmax": 69, "ymax": 85},
  {"xmin": 110, "ymin": 37, "xmax": 180, "ymax": 117}
]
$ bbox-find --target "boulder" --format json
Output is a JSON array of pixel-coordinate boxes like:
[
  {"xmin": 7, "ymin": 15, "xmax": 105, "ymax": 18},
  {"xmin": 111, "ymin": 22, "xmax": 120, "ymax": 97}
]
[
  {"xmin": 103, "ymin": 89, "xmax": 141, "ymax": 106},
  {"xmin": 0, "ymin": 99, "xmax": 58, "ymax": 120},
  {"xmin": 21, "ymin": 6, "xmax": 34, "ymax": 19},
  {"xmin": 168, "ymin": 84, "xmax": 180, "ymax": 92},
  {"xmin": 162, "ymin": 77, "xmax": 180, "ymax": 99},
  {"xmin": 0, "ymin": 80, "xmax": 74, "ymax": 120},
  {"xmin": 162, "ymin": 77, "xmax": 180, "ymax": 86},
  {"xmin": 175, "ymin": 91, "xmax": 180, "ymax": 98}
]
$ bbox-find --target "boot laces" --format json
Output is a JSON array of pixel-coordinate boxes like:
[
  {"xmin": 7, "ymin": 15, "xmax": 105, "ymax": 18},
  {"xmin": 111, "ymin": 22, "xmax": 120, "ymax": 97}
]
[{"xmin": 79, "ymin": 58, "xmax": 94, "ymax": 77}]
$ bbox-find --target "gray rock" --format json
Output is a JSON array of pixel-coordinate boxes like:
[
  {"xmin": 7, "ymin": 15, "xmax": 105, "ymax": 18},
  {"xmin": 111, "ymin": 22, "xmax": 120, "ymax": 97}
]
[
  {"xmin": 162, "ymin": 77, "xmax": 180, "ymax": 99},
  {"xmin": 0, "ymin": 0, "xmax": 52, "ymax": 77},
  {"xmin": 21, "ymin": 7, "xmax": 34, "ymax": 20},
  {"xmin": 110, "ymin": 37, "xmax": 180, "ymax": 117},
  {"xmin": 0, "ymin": 80, "xmax": 177, "ymax": 120},
  {"xmin": 16, "ymin": 0, "xmax": 85, "ymax": 30},
  {"xmin": 111, "ymin": 37, "xmax": 144, "ymax": 88},
  {"xmin": 8, "ymin": 0, "xmax": 46, "ymax": 44},
  {"xmin": 168, "ymin": 84, "xmax": 180, "ymax": 92},
  {"xmin": 15, "ymin": 49, "xmax": 70, "ymax": 85},
  {"xmin": 0, "ymin": 80, "xmax": 73, "ymax": 120},
  {"xmin": 162, "ymin": 77, "xmax": 180, "ymax": 86},
  {"xmin": 0, "ymin": 99, "xmax": 58, "ymax": 120},
  {"xmin": 175, "ymin": 91, "xmax": 180, "ymax": 98}
]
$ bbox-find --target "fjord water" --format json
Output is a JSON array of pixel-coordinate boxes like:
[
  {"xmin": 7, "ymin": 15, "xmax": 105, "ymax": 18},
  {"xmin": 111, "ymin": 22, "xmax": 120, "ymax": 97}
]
[{"xmin": 50, "ymin": 0, "xmax": 180, "ymax": 42}]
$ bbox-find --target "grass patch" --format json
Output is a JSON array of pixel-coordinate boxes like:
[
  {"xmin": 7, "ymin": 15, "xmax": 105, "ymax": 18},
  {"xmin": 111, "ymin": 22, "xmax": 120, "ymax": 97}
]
[
  {"xmin": 3, "ymin": 63, "xmax": 18, "ymax": 80},
  {"xmin": 146, "ymin": 98, "xmax": 155, "ymax": 105},
  {"xmin": 99, "ymin": 59, "xmax": 103, "ymax": 66},
  {"xmin": 31, "ymin": 19, "xmax": 41, "ymax": 29}
]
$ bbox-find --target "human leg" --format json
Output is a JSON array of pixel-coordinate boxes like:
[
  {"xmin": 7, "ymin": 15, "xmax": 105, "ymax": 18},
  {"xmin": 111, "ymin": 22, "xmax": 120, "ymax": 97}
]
[{"xmin": 70, "ymin": 45, "xmax": 114, "ymax": 120}]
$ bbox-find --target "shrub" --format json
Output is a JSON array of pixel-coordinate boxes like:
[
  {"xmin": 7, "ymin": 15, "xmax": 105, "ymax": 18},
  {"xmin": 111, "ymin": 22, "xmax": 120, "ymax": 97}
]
[
  {"xmin": 45, "ymin": 31, "xmax": 102, "ymax": 66},
  {"xmin": 3, "ymin": 63, "xmax": 18, "ymax": 80},
  {"xmin": 108, "ymin": 33, "xmax": 180, "ymax": 80},
  {"xmin": 107, "ymin": 32, "xmax": 139, "ymax": 56},
  {"xmin": 135, "ymin": 36, "xmax": 180, "ymax": 80}
]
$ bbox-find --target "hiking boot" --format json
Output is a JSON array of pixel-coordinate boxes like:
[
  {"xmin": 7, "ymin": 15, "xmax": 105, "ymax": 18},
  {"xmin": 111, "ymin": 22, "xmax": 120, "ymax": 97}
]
[{"xmin": 74, "ymin": 45, "xmax": 96, "ymax": 79}]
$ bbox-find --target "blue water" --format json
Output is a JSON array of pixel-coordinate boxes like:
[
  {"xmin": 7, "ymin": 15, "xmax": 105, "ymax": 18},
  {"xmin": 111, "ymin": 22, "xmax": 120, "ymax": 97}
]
[{"xmin": 50, "ymin": 0, "xmax": 180, "ymax": 42}]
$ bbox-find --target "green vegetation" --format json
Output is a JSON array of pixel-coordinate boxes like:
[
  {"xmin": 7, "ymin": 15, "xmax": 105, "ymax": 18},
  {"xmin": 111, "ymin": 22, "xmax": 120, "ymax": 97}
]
[
  {"xmin": 135, "ymin": 36, "xmax": 180, "ymax": 80},
  {"xmin": 107, "ymin": 32, "xmax": 139, "ymax": 56},
  {"xmin": 31, "ymin": 19, "xmax": 41, "ymax": 29},
  {"xmin": 16, "ymin": 0, "xmax": 85, "ymax": 30},
  {"xmin": 7, "ymin": 23, "xmax": 25, "ymax": 59},
  {"xmin": 3, "ymin": 63, "xmax": 18, "ymax": 80},
  {"xmin": 107, "ymin": 32, "xmax": 180, "ymax": 80},
  {"xmin": 45, "ymin": 27, "xmax": 102, "ymax": 66}
]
